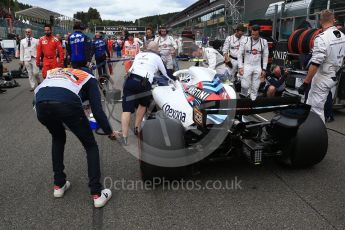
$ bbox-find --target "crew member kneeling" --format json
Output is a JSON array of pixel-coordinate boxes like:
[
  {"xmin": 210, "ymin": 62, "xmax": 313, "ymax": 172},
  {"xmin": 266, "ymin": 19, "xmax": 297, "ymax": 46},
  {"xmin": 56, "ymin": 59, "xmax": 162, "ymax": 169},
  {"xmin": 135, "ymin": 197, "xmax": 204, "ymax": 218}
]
[
  {"xmin": 191, "ymin": 43, "xmax": 230, "ymax": 83},
  {"xmin": 298, "ymin": 10, "xmax": 345, "ymax": 123},
  {"xmin": 264, "ymin": 65, "xmax": 288, "ymax": 97},
  {"xmin": 34, "ymin": 68, "xmax": 118, "ymax": 208},
  {"xmin": 120, "ymin": 42, "xmax": 172, "ymax": 145}
]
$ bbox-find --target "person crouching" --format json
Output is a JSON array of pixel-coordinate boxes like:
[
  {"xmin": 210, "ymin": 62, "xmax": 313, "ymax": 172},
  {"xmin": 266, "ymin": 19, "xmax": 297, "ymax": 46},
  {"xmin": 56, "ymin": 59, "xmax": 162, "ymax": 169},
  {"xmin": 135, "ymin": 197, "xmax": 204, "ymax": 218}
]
[{"xmin": 265, "ymin": 65, "xmax": 288, "ymax": 97}]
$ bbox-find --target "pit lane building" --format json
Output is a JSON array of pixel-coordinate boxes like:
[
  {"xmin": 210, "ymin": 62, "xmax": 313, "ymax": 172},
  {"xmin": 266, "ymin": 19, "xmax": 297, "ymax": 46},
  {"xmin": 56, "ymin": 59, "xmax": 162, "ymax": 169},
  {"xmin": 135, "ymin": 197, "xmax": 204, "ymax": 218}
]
[
  {"xmin": 166, "ymin": 0, "xmax": 345, "ymax": 40},
  {"xmin": 166, "ymin": 0, "xmax": 281, "ymax": 39}
]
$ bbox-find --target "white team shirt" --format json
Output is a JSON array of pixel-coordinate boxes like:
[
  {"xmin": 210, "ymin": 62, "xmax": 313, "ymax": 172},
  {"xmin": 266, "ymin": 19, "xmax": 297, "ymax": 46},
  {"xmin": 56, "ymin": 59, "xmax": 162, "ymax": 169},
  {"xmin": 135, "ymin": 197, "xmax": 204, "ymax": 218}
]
[
  {"xmin": 129, "ymin": 52, "xmax": 169, "ymax": 84},
  {"xmin": 222, "ymin": 34, "xmax": 247, "ymax": 59}
]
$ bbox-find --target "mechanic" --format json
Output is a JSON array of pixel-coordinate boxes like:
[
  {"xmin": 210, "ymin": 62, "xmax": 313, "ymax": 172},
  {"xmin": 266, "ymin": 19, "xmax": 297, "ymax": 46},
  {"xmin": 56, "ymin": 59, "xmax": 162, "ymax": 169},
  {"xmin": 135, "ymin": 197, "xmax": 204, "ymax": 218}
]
[
  {"xmin": 264, "ymin": 64, "xmax": 288, "ymax": 97},
  {"xmin": 20, "ymin": 28, "xmax": 40, "ymax": 92},
  {"xmin": 123, "ymin": 32, "xmax": 140, "ymax": 73},
  {"xmin": 122, "ymin": 29, "xmax": 129, "ymax": 41},
  {"xmin": 172, "ymin": 34, "xmax": 182, "ymax": 71},
  {"xmin": 36, "ymin": 24, "xmax": 64, "ymax": 79},
  {"xmin": 67, "ymin": 22, "xmax": 93, "ymax": 69},
  {"xmin": 120, "ymin": 42, "xmax": 172, "ymax": 145},
  {"xmin": 324, "ymin": 20, "xmax": 345, "ymax": 122},
  {"xmin": 62, "ymin": 34, "xmax": 70, "ymax": 67},
  {"xmin": 191, "ymin": 43, "xmax": 230, "ymax": 83},
  {"xmin": 114, "ymin": 36, "xmax": 124, "ymax": 58},
  {"xmin": 298, "ymin": 10, "xmax": 345, "ymax": 123},
  {"xmin": 238, "ymin": 25, "xmax": 269, "ymax": 100},
  {"xmin": 107, "ymin": 36, "xmax": 114, "ymax": 58},
  {"xmin": 34, "ymin": 67, "xmax": 119, "ymax": 208},
  {"xmin": 143, "ymin": 27, "xmax": 156, "ymax": 49},
  {"xmin": 222, "ymin": 24, "xmax": 247, "ymax": 79},
  {"xmin": 154, "ymin": 26, "xmax": 178, "ymax": 78},
  {"xmin": 93, "ymin": 32, "xmax": 110, "ymax": 77}
]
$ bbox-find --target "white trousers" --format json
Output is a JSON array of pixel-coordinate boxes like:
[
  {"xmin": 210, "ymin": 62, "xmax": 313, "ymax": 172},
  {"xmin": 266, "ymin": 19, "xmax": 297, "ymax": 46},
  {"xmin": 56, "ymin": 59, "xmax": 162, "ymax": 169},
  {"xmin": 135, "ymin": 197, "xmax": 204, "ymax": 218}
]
[
  {"xmin": 229, "ymin": 58, "xmax": 239, "ymax": 80},
  {"xmin": 25, "ymin": 58, "xmax": 40, "ymax": 89},
  {"xmin": 241, "ymin": 65, "xmax": 262, "ymax": 100},
  {"xmin": 307, "ymin": 73, "xmax": 337, "ymax": 123}
]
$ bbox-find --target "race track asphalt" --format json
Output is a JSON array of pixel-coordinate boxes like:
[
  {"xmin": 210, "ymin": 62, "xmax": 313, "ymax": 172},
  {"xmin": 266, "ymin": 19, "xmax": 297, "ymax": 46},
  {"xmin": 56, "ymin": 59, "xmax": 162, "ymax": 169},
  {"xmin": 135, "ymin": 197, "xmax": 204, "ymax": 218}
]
[{"xmin": 0, "ymin": 60, "xmax": 345, "ymax": 230}]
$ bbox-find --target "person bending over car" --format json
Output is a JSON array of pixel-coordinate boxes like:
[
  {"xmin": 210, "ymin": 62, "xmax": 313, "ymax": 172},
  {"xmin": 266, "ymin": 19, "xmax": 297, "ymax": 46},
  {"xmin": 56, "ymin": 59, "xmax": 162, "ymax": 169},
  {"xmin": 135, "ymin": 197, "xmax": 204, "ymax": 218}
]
[
  {"xmin": 191, "ymin": 43, "xmax": 231, "ymax": 83},
  {"xmin": 264, "ymin": 64, "xmax": 288, "ymax": 97},
  {"xmin": 120, "ymin": 42, "xmax": 173, "ymax": 145},
  {"xmin": 35, "ymin": 67, "xmax": 119, "ymax": 208}
]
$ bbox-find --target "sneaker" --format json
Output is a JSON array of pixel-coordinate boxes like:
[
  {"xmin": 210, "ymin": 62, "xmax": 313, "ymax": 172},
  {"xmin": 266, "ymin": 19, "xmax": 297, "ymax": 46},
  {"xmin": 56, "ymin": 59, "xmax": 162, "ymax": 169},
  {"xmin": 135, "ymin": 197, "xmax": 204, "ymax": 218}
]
[
  {"xmin": 54, "ymin": 181, "xmax": 71, "ymax": 198},
  {"xmin": 0, "ymin": 89, "xmax": 6, "ymax": 94},
  {"xmin": 93, "ymin": 189, "xmax": 112, "ymax": 208},
  {"xmin": 122, "ymin": 137, "xmax": 128, "ymax": 146}
]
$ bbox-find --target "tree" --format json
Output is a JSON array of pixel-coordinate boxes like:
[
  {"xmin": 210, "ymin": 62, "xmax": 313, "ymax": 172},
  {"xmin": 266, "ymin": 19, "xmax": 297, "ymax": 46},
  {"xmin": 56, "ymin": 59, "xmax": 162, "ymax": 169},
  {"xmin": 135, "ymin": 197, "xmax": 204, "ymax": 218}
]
[
  {"xmin": 87, "ymin": 7, "xmax": 101, "ymax": 20},
  {"xmin": 13, "ymin": 0, "xmax": 19, "ymax": 12},
  {"xmin": 74, "ymin": 7, "xmax": 102, "ymax": 28}
]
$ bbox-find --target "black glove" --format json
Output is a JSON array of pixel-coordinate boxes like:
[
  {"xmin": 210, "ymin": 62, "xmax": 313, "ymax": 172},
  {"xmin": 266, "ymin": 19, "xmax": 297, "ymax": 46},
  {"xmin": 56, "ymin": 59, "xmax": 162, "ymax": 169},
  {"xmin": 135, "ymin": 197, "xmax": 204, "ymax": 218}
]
[{"xmin": 298, "ymin": 82, "xmax": 308, "ymax": 95}]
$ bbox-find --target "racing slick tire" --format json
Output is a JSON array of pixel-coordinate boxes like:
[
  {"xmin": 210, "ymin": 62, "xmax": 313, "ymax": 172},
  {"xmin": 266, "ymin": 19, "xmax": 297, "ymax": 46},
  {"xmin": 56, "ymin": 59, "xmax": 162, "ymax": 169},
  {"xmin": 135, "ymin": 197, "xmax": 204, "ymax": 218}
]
[
  {"xmin": 280, "ymin": 111, "xmax": 328, "ymax": 168},
  {"xmin": 140, "ymin": 111, "xmax": 188, "ymax": 182}
]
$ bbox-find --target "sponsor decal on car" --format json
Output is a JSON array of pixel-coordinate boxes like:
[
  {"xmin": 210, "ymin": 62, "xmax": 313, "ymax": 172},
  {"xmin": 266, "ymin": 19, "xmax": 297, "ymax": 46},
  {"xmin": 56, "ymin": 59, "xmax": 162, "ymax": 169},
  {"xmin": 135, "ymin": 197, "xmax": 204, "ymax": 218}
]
[
  {"xmin": 187, "ymin": 86, "xmax": 210, "ymax": 101},
  {"xmin": 193, "ymin": 108, "xmax": 204, "ymax": 127},
  {"xmin": 162, "ymin": 103, "xmax": 187, "ymax": 123}
]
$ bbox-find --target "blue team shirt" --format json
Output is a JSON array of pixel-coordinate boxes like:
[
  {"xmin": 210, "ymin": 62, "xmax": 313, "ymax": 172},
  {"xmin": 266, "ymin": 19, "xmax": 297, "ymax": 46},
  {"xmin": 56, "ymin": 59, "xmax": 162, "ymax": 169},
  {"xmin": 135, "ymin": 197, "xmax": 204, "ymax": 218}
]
[{"xmin": 68, "ymin": 31, "xmax": 91, "ymax": 62}]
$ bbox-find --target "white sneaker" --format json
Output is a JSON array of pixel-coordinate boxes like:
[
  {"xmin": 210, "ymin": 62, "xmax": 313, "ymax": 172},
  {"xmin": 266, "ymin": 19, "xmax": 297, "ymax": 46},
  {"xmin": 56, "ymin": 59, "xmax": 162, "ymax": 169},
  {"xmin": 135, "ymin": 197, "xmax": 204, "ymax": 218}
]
[
  {"xmin": 93, "ymin": 189, "xmax": 112, "ymax": 208},
  {"xmin": 53, "ymin": 181, "xmax": 71, "ymax": 198}
]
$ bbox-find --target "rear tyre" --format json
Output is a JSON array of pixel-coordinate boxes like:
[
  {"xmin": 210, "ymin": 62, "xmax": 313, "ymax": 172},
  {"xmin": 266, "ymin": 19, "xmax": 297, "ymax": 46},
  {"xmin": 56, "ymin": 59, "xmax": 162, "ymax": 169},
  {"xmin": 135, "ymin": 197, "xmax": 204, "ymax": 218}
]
[
  {"xmin": 140, "ymin": 111, "xmax": 188, "ymax": 182},
  {"xmin": 279, "ymin": 112, "xmax": 328, "ymax": 168}
]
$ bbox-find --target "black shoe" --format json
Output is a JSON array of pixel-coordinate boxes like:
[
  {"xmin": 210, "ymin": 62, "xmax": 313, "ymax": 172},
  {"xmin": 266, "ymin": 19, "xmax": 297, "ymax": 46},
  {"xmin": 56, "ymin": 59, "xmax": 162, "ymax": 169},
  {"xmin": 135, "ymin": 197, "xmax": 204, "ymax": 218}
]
[
  {"xmin": 0, "ymin": 89, "xmax": 6, "ymax": 94},
  {"xmin": 30, "ymin": 88, "xmax": 35, "ymax": 92},
  {"xmin": 325, "ymin": 117, "xmax": 335, "ymax": 123}
]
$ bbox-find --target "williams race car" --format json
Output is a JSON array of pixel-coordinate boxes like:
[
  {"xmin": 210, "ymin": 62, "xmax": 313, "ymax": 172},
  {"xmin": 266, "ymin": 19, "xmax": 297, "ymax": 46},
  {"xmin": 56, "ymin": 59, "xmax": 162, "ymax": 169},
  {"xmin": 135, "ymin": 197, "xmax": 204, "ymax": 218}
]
[{"xmin": 139, "ymin": 66, "xmax": 328, "ymax": 181}]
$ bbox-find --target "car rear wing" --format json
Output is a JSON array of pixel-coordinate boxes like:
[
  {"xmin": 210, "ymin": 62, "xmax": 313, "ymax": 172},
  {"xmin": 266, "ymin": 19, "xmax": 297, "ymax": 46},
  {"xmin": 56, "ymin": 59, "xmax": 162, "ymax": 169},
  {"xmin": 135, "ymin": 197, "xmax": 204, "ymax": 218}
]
[{"xmin": 193, "ymin": 96, "xmax": 310, "ymax": 128}]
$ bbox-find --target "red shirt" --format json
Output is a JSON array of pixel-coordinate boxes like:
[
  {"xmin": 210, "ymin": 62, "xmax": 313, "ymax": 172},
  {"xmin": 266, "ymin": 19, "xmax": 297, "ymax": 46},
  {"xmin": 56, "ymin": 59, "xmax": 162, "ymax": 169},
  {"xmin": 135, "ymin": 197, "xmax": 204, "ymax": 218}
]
[{"xmin": 36, "ymin": 35, "xmax": 64, "ymax": 66}]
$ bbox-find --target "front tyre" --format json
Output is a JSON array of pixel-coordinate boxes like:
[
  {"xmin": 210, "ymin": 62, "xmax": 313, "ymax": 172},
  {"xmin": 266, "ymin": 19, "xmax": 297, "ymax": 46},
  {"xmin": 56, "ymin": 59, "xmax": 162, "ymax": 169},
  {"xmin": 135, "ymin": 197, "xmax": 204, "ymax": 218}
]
[{"xmin": 140, "ymin": 111, "xmax": 188, "ymax": 182}]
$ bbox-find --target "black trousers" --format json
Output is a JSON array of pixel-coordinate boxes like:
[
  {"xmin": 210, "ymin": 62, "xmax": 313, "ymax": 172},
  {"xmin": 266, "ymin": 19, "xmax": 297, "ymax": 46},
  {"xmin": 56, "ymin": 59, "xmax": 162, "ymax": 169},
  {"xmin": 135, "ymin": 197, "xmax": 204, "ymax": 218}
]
[
  {"xmin": 95, "ymin": 56, "xmax": 107, "ymax": 77},
  {"xmin": 71, "ymin": 61, "xmax": 88, "ymax": 69},
  {"xmin": 36, "ymin": 101, "xmax": 102, "ymax": 195}
]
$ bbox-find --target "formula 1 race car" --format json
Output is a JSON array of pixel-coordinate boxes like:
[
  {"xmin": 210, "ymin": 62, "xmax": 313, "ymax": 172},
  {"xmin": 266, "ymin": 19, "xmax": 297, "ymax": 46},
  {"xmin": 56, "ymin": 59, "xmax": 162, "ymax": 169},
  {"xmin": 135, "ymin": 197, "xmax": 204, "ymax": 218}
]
[{"xmin": 139, "ymin": 66, "xmax": 328, "ymax": 181}]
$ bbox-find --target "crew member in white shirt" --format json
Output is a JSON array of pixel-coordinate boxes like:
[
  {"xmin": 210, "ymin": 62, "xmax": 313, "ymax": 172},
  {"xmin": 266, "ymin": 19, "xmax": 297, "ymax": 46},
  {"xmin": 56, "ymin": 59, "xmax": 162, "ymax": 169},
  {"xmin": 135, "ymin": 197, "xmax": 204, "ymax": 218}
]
[
  {"xmin": 120, "ymin": 42, "xmax": 172, "ymax": 145},
  {"xmin": 154, "ymin": 26, "xmax": 178, "ymax": 78},
  {"xmin": 223, "ymin": 24, "xmax": 246, "ymax": 79},
  {"xmin": 238, "ymin": 25, "xmax": 269, "ymax": 100},
  {"xmin": 20, "ymin": 28, "xmax": 40, "ymax": 91}
]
